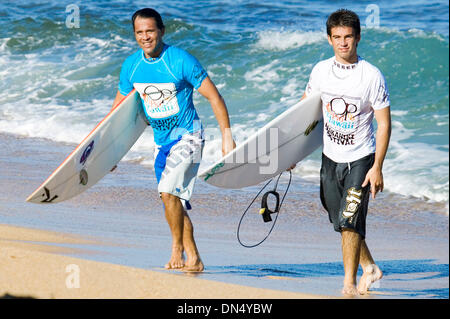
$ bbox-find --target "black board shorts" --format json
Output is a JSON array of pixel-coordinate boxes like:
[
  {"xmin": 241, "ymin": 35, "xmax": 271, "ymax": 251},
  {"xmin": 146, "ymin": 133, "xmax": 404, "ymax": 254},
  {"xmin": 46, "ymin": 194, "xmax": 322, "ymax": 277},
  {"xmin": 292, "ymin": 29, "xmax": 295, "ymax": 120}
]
[{"xmin": 320, "ymin": 153, "xmax": 375, "ymax": 239}]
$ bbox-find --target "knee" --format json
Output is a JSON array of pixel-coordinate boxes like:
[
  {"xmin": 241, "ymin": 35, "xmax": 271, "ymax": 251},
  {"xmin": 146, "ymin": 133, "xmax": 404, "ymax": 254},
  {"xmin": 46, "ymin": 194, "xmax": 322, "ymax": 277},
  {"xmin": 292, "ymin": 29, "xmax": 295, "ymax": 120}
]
[
  {"xmin": 161, "ymin": 192, "xmax": 179, "ymax": 207},
  {"xmin": 341, "ymin": 227, "xmax": 358, "ymax": 234},
  {"xmin": 341, "ymin": 228, "xmax": 361, "ymax": 240}
]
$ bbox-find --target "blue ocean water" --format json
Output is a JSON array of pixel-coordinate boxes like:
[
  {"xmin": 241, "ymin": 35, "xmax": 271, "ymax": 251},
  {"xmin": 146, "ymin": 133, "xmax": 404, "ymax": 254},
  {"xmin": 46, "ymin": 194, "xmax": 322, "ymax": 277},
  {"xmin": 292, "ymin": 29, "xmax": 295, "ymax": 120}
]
[{"xmin": 0, "ymin": 0, "xmax": 448, "ymax": 205}]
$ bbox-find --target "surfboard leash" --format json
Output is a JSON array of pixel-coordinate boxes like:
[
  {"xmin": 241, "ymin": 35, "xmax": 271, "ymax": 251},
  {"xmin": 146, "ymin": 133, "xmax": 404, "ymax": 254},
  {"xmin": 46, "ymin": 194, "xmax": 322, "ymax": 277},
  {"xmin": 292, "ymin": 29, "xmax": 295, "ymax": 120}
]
[{"xmin": 236, "ymin": 170, "xmax": 292, "ymax": 248}]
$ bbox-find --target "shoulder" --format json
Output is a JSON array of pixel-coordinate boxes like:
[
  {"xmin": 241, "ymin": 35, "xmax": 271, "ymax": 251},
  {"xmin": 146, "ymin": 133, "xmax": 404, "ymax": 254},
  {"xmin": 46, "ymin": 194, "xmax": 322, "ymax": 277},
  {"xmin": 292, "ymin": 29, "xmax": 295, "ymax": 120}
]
[
  {"xmin": 122, "ymin": 49, "xmax": 143, "ymax": 69},
  {"xmin": 165, "ymin": 45, "xmax": 196, "ymax": 60},
  {"xmin": 311, "ymin": 57, "xmax": 334, "ymax": 74},
  {"xmin": 360, "ymin": 58, "xmax": 386, "ymax": 82}
]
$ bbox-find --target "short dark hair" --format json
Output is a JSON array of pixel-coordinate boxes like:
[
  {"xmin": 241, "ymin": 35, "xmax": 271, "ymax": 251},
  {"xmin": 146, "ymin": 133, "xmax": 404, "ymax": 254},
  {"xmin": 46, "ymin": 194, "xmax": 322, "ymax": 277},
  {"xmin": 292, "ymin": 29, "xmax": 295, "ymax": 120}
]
[
  {"xmin": 326, "ymin": 9, "xmax": 360, "ymax": 37},
  {"xmin": 132, "ymin": 8, "xmax": 165, "ymax": 30}
]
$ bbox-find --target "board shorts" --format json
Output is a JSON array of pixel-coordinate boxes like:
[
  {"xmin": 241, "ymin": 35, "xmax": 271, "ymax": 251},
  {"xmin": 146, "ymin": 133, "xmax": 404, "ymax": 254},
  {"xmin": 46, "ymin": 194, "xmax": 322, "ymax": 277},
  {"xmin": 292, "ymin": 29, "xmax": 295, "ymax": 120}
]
[
  {"xmin": 320, "ymin": 153, "xmax": 375, "ymax": 239},
  {"xmin": 154, "ymin": 131, "xmax": 204, "ymax": 210}
]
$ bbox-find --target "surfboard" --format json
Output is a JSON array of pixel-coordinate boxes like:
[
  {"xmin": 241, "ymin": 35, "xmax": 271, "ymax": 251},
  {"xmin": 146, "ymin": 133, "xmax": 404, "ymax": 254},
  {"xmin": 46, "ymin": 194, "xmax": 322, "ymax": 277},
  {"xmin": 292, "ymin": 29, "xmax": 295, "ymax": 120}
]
[
  {"xmin": 198, "ymin": 92, "xmax": 323, "ymax": 189},
  {"xmin": 26, "ymin": 89, "xmax": 148, "ymax": 204}
]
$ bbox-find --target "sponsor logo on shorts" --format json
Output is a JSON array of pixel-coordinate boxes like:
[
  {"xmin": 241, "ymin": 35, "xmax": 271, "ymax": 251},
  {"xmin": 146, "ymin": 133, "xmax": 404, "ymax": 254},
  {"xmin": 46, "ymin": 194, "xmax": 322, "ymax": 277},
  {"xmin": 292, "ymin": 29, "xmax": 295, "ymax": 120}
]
[
  {"xmin": 159, "ymin": 135, "xmax": 203, "ymax": 187},
  {"xmin": 343, "ymin": 187, "xmax": 362, "ymax": 218}
]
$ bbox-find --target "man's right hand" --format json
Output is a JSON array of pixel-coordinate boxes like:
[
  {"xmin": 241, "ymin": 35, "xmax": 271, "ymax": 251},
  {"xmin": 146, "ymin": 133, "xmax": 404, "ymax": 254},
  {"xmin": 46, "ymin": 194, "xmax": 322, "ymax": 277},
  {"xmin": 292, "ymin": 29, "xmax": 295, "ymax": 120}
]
[{"xmin": 222, "ymin": 129, "xmax": 236, "ymax": 156}]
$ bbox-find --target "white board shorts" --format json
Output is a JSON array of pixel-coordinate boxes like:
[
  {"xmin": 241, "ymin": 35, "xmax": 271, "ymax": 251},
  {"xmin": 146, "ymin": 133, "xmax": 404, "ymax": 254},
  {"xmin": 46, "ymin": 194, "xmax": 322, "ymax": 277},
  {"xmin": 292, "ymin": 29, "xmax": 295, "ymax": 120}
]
[{"xmin": 154, "ymin": 132, "xmax": 204, "ymax": 210}]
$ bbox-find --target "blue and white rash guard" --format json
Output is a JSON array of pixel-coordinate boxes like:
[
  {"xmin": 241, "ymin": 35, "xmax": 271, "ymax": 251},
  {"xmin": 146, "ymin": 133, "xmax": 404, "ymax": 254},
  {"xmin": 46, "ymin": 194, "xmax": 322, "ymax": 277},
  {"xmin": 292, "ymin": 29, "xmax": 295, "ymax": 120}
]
[{"xmin": 119, "ymin": 44, "xmax": 208, "ymax": 146}]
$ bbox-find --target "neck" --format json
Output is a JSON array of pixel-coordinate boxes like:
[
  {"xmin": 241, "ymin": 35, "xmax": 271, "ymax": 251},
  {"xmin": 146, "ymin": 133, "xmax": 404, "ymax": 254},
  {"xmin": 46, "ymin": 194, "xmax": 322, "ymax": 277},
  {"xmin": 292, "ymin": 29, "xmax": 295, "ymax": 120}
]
[
  {"xmin": 145, "ymin": 42, "xmax": 164, "ymax": 59},
  {"xmin": 335, "ymin": 54, "xmax": 358, "ymax": 65}
]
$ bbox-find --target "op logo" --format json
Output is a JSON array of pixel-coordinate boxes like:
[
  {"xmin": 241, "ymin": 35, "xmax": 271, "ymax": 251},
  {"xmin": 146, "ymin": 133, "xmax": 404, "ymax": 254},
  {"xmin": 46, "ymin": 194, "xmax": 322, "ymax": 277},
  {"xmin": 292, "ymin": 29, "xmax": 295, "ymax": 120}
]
[
  {"xmin": 143, "ymin": 85, "xmax": 173, "ymax": 106},
  {"xmin": 134, "ymin": 83, "xmax": 180, "ymax": 119},
  {"xmin": 324, "ymin": 96, "xmax": 360, "ymax": 146},
  {"xmin": 329, "ymin": 97, "xmax": 358, "ymax": 121}
]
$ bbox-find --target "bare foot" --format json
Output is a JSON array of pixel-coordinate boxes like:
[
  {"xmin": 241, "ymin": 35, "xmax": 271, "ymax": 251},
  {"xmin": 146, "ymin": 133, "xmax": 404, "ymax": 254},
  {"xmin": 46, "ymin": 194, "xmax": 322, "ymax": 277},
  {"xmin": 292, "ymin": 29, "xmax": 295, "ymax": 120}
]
[
  {"xmin": 358, "ymin": 264, "xmax": 383, "ymax": 294},
  {"xmin": 341, "ymin": 283, "xmax": 359, "ymax": 296},
  {"xmin": 165, "ymin": 246, "xmax": 185, "ymax": 269},
  {"xmin": 182, "ymin": 257, "xmax": 204, "ymax": 272}
]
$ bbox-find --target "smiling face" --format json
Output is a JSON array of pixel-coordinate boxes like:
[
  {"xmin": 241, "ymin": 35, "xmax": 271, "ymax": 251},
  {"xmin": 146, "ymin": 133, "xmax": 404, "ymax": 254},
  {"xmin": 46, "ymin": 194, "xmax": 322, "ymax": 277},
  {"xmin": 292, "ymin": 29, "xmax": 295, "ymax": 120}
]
[
  {"xmin": 327, "ymin": 26, "xmax": 360, "ymax": 64},
  {"xmin": 134, "ymin": 16, "xmax": 165, "ymax": 59}
]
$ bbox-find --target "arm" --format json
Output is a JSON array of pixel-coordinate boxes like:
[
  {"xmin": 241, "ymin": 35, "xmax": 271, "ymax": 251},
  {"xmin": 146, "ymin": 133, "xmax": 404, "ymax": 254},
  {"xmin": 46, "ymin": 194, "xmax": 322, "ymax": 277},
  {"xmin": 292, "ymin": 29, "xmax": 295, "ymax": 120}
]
[
  {"xmin": 112, "ymin": 91, "xmax": 126, "ymax": 110},
  {"xmin": 197, "ymin": 77, "xmax": 236, "ymax": 156},
  {"xmin": 362, "ymin": 106, "xmax": 391, "ymax": 199}
]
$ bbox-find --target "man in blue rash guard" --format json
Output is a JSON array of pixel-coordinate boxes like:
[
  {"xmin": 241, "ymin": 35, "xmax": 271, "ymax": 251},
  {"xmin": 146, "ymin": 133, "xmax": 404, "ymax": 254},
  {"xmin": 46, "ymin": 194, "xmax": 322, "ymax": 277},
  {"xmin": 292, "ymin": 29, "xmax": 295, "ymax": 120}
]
[{"xmin": 112, "ymin": 8, "xmax": 235, "ymax": 272}]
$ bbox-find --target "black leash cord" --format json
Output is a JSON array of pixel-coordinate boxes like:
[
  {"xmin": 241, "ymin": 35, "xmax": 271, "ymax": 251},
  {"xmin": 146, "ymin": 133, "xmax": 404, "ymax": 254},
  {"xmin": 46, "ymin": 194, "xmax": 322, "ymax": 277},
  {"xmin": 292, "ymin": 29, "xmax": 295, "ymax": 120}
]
[{"xmin": 237, "ymin": 170, "xmax": 292, "ymax": 248}]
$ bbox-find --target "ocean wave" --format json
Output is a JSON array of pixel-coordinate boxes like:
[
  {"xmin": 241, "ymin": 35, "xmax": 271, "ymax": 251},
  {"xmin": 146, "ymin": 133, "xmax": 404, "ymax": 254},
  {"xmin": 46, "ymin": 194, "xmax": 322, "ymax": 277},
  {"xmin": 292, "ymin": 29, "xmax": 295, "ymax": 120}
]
[
  {"xmin": 384, "ymin": 121, "xmax": 449, "ymax": 203},
  {"xmin": 253, "ymin": 30, "xmax": 325, "ymax": 51},
  {"xmin": 363, "ymin": 26, "xmax": 448, "ymax": 42}
]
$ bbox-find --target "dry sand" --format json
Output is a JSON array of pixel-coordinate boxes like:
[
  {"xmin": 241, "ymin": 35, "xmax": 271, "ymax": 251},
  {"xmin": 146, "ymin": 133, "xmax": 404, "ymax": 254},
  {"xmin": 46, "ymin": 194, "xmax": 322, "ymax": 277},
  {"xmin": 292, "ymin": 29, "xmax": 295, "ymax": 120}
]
[{"xmin": 0, "ymin": 224, "xmax": 325, "ymax": 299}]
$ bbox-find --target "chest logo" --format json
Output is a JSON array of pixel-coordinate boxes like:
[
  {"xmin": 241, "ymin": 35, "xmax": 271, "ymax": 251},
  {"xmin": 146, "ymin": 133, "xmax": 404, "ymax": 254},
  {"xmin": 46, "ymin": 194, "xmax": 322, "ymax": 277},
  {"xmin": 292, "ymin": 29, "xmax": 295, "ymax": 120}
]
[{"xmin": 134, "ymin": 83, "xmax": 180, "ymax": 119}]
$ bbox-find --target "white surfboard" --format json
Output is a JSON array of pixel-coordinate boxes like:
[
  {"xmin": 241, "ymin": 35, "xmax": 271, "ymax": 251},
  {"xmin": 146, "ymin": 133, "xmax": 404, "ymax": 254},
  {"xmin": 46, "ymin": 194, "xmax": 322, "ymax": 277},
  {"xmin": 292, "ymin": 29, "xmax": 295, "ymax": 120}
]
[
  {"xmin": 198, "ymin": 92, "xmax": 323, "ymax": 189},
  {"xmin": 26, "ymin": 89, "xmax": 148, "ymax": 203}
]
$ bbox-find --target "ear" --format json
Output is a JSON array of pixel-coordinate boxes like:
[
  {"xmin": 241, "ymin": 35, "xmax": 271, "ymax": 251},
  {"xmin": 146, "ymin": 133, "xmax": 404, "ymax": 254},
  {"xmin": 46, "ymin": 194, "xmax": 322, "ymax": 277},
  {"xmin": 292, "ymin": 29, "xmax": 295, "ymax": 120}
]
[
  {"xmin": 160, "ymin": 27, "xmax": 165, "ymax": 37},
  {"xmin": 327, "ymin": 35, "xmax": 333, "ymax": 46}
]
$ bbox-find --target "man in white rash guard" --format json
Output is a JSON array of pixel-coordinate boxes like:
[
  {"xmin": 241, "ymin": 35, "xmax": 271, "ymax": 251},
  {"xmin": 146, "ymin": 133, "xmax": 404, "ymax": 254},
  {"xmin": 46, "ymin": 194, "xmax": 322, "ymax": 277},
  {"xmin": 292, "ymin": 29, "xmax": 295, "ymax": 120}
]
[{"xmin": 291, "ymin": 9, "xmax": 391, "ymax": 296}]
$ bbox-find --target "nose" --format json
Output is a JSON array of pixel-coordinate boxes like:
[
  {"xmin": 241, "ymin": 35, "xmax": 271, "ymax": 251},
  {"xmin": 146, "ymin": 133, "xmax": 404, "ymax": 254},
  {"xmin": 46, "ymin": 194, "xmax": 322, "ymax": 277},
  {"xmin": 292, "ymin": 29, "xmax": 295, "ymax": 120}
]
[
  {"xmin": 339, "ymin": 39, "xmax": 348, "ymax": 47},
  {"xmin": 141, "ymin": 31, "xmax": 151, "ymax": 40}
]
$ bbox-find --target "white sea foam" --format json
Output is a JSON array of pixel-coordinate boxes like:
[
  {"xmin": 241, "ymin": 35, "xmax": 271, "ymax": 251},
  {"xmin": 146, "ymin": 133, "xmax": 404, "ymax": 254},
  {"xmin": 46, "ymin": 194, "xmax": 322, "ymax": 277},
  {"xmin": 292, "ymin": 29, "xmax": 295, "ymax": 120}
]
[
  {"xmin": 407, "ymin": 28, "xmax": 446, "ymax": 41},
  {"xmin": 254, "ymin": 30, "xmax": 325, "ymax": 51},
  {"xmin": 0, "ymin": 37, "xmax": 10, "ymax": 54},
  {"xmin": 244, "ymin": 59, "xmax": 282, "ymax": 91},
  {"xmin": 383, "ymin": 121, "xmax": 449, "ymax": 203},
  {"xmin": 391, "ymin": 110, "xmax": 409, "ymax": 117},
  {"xmin": 363, "ymin": 25, "xmax": 447, "ymax": 42}
]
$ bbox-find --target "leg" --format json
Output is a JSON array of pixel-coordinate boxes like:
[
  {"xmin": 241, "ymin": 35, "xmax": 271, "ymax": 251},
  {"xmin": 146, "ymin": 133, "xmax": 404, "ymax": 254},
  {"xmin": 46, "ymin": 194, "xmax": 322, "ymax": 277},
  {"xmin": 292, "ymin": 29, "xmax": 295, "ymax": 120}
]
[
  {"xmin": 156, "ymin": 133, "xmax": 205, "ymax": 271},
  {"xmin": 341, "ymin": 228, "xmax": 361, "ymax": 296},
  {"xmin": 181, "ymin": 212, "xmax": 204, "ymax": 272},
  {"xmin": 161, "ymin": 192, "xmax": 185, "ymax": 269},
  {"xmin": 339, "ymin": 154, "xmax": 381, "ymax": 295},
  {"xmin": 161, "ymin": 192, "xmax": 203, "ymax": 272},
  {"xmin": 357, "ymin": 240, "xmax": 383, "ymax": 294}
]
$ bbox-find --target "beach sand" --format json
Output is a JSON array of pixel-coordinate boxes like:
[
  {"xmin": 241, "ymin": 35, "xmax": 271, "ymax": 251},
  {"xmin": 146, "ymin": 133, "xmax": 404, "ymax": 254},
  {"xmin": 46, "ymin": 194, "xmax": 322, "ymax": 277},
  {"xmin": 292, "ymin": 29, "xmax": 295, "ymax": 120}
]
[
  {"xmin": 0, "ymin": 224, "xmax": 323, "ymax": 299},
  {"xmin": 0, "ymin": 133, "xmax": 448, "ymax": 299}
]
